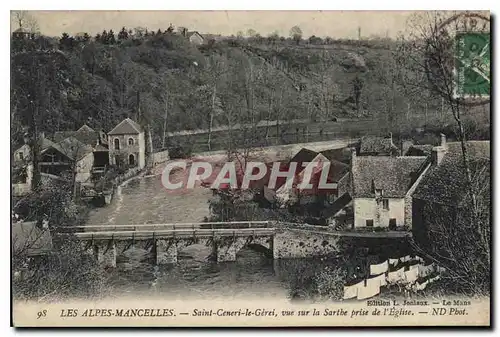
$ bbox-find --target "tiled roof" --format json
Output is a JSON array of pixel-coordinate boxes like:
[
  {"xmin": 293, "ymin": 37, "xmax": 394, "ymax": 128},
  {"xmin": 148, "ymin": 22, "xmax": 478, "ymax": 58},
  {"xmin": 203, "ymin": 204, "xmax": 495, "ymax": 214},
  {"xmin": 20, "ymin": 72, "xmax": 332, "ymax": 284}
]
[
  {"xmin": 108, "ymin": 118, "xmax": 142, "ymax": 135},
  {"xmin": 413, "ymin": 141, "xmax": 490, "ymax": 205},
  {"xmin": 77, "ymin": 124, "xmax": 95, "ymax": 133},
  {"xmin": 53, "ymin": 131, "xmax": 77, "ymax": 143},
  {"xmin": 53, "ymin": 126, "xmax": 101, "ymax": 147},
  {"xmin": 359, "ymin": 136, "xmax": 399, "ymax": 155},
  {"xmin": 406, "ymin": 144, "xmax": 433, "ymax": 156},
  {"xmin": 320, "ymin": 147, "xmax": 352, "ymax": 164},
  {"xmin": 43, "ymin": 137, "xmax": 93, "ymax": 161},
  {"xmin": 352, "ymin": 156, "xmax": 429, "ymax": 198}
]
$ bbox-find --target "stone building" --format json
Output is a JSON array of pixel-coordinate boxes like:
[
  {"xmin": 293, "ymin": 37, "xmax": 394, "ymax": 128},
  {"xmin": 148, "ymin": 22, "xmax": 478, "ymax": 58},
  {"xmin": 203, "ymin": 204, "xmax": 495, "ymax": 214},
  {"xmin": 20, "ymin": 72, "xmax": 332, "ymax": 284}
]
[
  {"xmin": 107, "ymin": 118, "xmax": 146, "ymax": 169},
  {"xmin": 350, "ymin": 148, "xmax": 430, "ymax": 229}
]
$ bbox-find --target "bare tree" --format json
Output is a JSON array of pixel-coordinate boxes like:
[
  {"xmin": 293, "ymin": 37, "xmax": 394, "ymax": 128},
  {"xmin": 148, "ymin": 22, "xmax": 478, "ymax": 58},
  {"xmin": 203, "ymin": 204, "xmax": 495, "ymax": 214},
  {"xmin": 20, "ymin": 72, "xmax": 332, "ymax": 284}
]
[
  {"xmin": 396, "ymin": 11, "xmax": 490, "ymax": 221},
  {"xmin": 12, "ymin": 10, "xmax": 39, "ymax": 33}
]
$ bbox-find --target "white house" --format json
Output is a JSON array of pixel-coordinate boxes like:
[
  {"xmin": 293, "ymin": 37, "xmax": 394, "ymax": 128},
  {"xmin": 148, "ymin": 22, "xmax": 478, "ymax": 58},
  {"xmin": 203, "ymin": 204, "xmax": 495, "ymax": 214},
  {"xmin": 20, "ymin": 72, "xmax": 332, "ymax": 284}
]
[
  {"xmin": 108, "ymin": 118, "xmax": 146, "ymax": 169},
  {"xmin": 350, "ymin": 148, "xmax": 430, "ymax": 229}
]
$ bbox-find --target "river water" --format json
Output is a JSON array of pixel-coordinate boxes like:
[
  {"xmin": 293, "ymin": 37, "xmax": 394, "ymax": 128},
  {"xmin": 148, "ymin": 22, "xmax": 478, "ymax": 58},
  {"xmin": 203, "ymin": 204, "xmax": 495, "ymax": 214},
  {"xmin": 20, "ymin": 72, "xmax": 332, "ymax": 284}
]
[
  {"xmin": 85, "ymin": 172, "xmax": 352, "ymax": 301},
  {"xmin": 84, "ymin": 147, "xmax": 412, "ymax": 301}
]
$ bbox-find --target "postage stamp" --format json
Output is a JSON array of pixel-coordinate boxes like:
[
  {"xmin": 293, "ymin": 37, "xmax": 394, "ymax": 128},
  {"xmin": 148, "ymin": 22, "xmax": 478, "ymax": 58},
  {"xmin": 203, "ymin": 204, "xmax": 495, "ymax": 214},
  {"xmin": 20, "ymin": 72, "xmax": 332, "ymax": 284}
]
[
  {"xmin": 10, "ymin": 10, "xmax": 491, "ymax": 328},
  {"xmin": 455, "ymin": 31, "xmax": 490, "ymax": 98}
]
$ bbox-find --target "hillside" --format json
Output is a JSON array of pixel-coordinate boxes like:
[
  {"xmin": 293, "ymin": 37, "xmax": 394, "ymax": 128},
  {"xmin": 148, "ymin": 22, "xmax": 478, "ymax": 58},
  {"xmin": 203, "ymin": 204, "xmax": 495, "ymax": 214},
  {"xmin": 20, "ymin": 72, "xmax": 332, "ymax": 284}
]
[{"xmin": 10, "ymin": 29, "xmax": 486, "ymax": 153}]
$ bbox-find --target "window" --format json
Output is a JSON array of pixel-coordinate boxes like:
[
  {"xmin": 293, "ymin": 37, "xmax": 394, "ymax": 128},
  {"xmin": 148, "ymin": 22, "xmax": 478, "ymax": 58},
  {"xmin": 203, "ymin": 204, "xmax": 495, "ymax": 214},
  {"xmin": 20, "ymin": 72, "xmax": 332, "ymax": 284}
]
[
  {"xmin": 18, "ymin": 152, "xmax": 24, "ymax": 160},
  {"xmin": 129, "ymin": 154, "xmax": 135, "ymax": 166},
  {"xmin": 114, "ymin": 138, "xmax": 120, "ymax": 150},
  {"xmin": 366, "ymin": 219, "xmax": 374, "ymax": 227},
  {"xmin": 382, "ymin": 199, "xmax": 389, "ymax": 210},
  {"xmin": 128, "ymin": 138, "xmax": 134, "ymax": 146}
]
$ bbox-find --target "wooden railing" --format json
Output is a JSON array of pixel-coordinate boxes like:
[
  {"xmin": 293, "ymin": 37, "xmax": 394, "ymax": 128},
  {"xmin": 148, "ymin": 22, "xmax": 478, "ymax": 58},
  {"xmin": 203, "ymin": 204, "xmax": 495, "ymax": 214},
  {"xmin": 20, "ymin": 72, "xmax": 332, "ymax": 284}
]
[{"xmin": 58, "ymin": 221, "xmax": 273, "ymax": 233}]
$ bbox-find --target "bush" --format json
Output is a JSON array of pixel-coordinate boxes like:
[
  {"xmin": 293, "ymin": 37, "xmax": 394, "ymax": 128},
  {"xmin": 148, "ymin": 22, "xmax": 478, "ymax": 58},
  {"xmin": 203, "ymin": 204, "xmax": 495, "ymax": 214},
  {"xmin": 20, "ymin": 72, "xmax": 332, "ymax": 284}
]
[{"xmin": 13, "ymin": 239, "xmax": 110, "ymax": 301}]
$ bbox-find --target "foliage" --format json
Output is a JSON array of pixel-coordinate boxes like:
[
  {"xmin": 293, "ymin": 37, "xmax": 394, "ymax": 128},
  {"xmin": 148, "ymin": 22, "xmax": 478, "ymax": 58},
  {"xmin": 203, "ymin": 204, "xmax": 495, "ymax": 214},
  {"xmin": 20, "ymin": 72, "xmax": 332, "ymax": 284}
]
[
  {"xmin": 12, "ymin": 180, "xmax": 110, "ymax": 301},
  {"xmin": 12, "ymin": 239, "xmax": 111, "ymax": 302}
]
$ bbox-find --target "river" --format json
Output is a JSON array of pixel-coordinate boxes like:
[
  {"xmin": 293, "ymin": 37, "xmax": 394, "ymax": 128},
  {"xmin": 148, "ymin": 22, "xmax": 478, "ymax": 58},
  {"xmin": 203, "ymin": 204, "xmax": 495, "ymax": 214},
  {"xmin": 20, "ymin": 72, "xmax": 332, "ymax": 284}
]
[
  {"xmin": 84, "ymin": 143, "xmax": 411, "ymax": 301},
  {"xmin": 85, "ymin": 172, "xmax": 335, "ymax": 300}
]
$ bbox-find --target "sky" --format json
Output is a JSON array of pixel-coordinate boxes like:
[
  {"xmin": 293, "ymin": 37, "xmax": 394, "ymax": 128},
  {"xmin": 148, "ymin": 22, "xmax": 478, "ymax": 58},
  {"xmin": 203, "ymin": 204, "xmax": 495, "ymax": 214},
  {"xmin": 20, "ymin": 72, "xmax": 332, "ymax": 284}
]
[{"xmin": 11, "ymin": 10, "xmax": 420, "ymax": 39}]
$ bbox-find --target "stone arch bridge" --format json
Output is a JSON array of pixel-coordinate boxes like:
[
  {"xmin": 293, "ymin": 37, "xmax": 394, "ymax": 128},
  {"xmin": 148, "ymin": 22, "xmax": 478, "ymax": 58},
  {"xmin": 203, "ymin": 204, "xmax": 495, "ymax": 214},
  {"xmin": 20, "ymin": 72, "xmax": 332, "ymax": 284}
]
[{"xmin": 58, "ymin": 221, "xmax": 375, "ymax": 268}]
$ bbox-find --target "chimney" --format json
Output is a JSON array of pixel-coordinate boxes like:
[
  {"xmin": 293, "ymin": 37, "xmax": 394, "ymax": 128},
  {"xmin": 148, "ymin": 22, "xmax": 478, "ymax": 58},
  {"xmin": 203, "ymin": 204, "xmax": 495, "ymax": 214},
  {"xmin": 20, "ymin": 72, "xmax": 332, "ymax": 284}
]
[
  {"xmin": 431, "ymin": 147, "xmax": 445, "ymax": 166},
  {"xmin": 440, "ymin": 133, "xmax": 447, "ymax": 148},
  {"xmin": 350, "ymin": 147, "xmax": 357, "ymax": 163},
  {"xmin": 431, "ymin": 134, "xmax": 447, "ymax": 166}
]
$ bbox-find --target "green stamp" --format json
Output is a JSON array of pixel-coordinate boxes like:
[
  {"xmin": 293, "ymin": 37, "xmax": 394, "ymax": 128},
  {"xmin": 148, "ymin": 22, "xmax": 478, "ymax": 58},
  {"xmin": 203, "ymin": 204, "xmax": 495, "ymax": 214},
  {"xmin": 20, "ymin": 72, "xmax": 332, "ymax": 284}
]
[{"xmin": 455, "ymin": 32, "xmax": 490, "ymax": 98}]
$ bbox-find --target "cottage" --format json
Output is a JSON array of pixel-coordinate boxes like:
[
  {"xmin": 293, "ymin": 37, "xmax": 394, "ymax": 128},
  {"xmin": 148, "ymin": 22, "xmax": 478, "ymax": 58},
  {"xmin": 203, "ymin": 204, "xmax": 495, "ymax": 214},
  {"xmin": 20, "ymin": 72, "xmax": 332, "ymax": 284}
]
[
  {"xmin": 359, "ymin": 134, "xmax": 399, "ymax": 156},
  {"xmin": 108, "ymin": 118, "xmax": 146, "ymax": 169},
  {"xmin": 39, "ymin": 137, "xmax": 94, "ymax": 183},
  {"xmin": 412, "ymin": 139, "xmax": 490, "ymax": 242},
  {"xmin": 12, "ymin": 27, "xmax": 37, "ymax": 40},
  {"xmin": 261, "ymin": 147, "xmax": 351, "ymax": 207},
  {"xmin": 185, "ymin": 31, "xmax": 205, "ymax": 45},
  {"xmin": 351, "ymin": 148, "xmax": 430, "ymax": 229}
]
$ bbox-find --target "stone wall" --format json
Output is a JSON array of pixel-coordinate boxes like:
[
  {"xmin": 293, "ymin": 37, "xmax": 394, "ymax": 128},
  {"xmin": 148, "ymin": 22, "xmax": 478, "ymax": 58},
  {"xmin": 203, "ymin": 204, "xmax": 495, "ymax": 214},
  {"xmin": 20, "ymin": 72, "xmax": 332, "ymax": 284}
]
[
  {"xmin": 273, "ymin": 228, "xmax": 340, "ymax": 259},
  {"xmin": 152, "ymin": 150, "xmax": 170, "ymax": 166}
]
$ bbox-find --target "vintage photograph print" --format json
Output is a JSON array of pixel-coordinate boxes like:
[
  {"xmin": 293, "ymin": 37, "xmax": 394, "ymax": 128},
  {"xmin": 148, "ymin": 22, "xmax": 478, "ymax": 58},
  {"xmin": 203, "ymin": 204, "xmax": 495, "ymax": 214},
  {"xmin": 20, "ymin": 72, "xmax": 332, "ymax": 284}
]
[{"xmin": 10, "ymin": 10, "xmax": 490, "ymax": 327}]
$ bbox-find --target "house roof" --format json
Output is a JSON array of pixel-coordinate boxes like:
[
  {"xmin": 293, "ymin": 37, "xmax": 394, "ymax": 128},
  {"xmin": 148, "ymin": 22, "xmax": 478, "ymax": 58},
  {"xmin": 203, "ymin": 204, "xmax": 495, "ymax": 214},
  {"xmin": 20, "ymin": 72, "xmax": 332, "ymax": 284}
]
[
  {"xmin": 187, "ymin": 31, "xmax": 204, "ymax": 39},
  {"xmin": 53, "ymin": 131, "xmax": 77, "ymax": 143},
  {"xmin": 413, "ymin": 141, "xmax": 490, "ymax": 205},
  {"xmin": 352, "ymin": 156, "xmax": 429, "ymax": 198},
  {"xmin": 42, "ymin": 137, "xmax": 93, "ymax": 161},
  {"xmin": 289, "ymin": 148, "xmax": 319, "ymax": 168},
  {"xmin": 320, "ymin": 147, "xmax": 352, "ymax": 164},
  {"xmin": 12, "ymin": 221, "xmax": 53, "ymax": 256},
  {"xmin": 77, "ymin": 124, "xmax": 95, "ymax": 133},
  {"xmin": 359, "ymin": 136, "xmax": 398, "ymax": 155},
  {"xmin": 108, "ymin": 118, "xmax": 142, "ymax": 135},
  {"xmin": 406, "ymin": 144, "xmax": 434, "ymax": 156},
  {"xmin": 13, "ymin": 27, "xmax": 29, "ymax": 34},
  {"xmin": 322, "ymin": 193, "xmax": 353, "ymax": 218},
  {"xmin": 15, "ymin": 137, "xmax": 55, "ymax": 155}
]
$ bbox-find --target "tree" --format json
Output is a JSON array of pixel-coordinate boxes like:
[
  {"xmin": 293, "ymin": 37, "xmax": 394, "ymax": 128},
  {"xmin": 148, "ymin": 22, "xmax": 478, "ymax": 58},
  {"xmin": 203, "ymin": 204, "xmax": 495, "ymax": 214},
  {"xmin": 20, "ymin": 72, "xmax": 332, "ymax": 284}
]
[
  {"xmin": 268, "ymin": 31, "xmax": 280, "ymax": 45},
  {"xmin": 397, "ymin": 11, "xmax": 490, "ymax": 293},
  {"xmin": 12, "ymin": 10, "xmax": 40, "ymax": 33},
  {"xmin": 352, "ymin": 75, "xmax": 364, "ymax": 114},
  {"xmin": 396, "ymin": 11, "xmax": 490, "ymax": 222},
  {"xmin": 290, "ymin": 26, "xmax": 303, "ymax": 45},
  {"xmin": 246, "ymin": 28, "xmax": 257, "ymax": 37},
  {"xmin": 133, "ymin": 26, "xmax": 146, "ymax": 37},
  {"xmin": 118, "ymin": 27, "xmax": 129, "ymax": 41},
  {"xmin": 107, "ymin": 29, "xmax": 116, "ymax": 44},
  {"xmin": 12, "ymin": 180, "xmax": 110, "ymax": 301},
  {"xmin": 59, "ymin": 32, "xmax": 75, "ymax": 50}
]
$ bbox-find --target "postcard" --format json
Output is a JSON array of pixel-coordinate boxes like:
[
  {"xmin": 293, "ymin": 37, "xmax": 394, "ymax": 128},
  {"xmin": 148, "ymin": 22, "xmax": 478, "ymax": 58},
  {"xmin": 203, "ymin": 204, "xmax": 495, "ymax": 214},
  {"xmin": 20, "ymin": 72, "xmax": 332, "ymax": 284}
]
[{"xmin": 11, "ymin": 9, "xmax": 490, "ymax": 327}]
